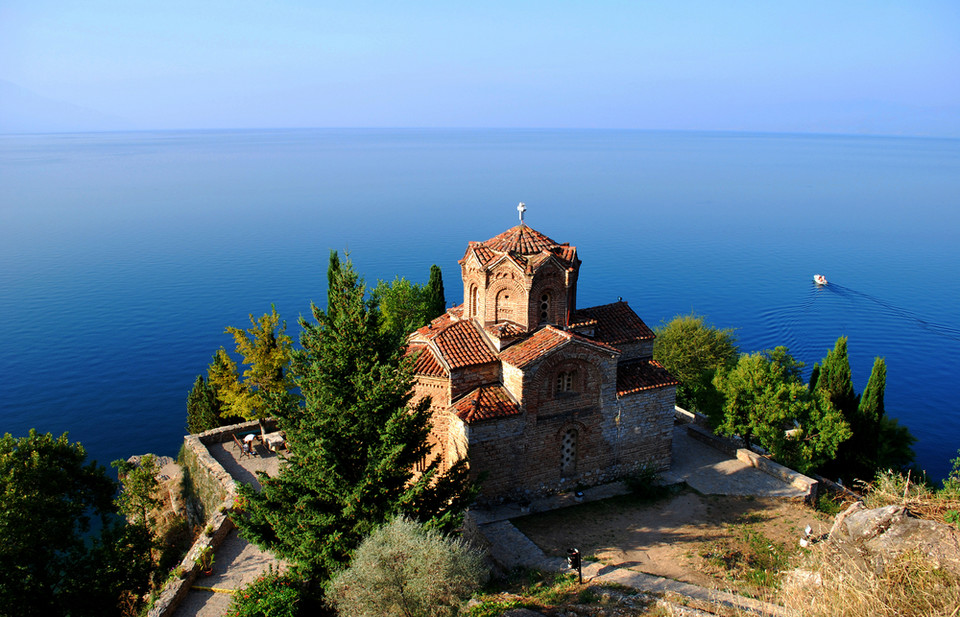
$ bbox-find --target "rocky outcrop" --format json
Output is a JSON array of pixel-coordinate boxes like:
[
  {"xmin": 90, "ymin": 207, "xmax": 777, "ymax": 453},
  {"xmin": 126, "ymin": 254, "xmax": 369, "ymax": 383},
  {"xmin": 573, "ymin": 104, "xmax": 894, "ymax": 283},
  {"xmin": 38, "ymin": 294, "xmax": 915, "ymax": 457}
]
[{"xmin": 828, "ymin": 503, "xmax": 960, "ymax": 577}]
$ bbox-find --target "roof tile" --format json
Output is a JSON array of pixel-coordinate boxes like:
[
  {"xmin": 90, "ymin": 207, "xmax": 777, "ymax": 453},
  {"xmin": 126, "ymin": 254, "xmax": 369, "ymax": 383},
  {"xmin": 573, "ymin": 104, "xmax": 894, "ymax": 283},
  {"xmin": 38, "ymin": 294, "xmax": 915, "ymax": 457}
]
[
  {"xmin": 616, "ymin": 360, "xmax": 679, "ymax": 396},
  {"xmin": 407, "ymin": 345, "xmax": 447, "ymax": 378},
  {"xmin": 453, "ymin": 385, "xmax": 521, "ymax": 423},
  {"xmin": 573, "ymin": 301, "xmax": 655, "ymax": 345}
]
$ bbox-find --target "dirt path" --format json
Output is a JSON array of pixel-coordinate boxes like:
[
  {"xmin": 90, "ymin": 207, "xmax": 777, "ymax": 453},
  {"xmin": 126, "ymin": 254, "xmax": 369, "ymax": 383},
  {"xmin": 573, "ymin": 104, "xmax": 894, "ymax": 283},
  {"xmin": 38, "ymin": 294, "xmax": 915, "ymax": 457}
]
[{"xmin": 513, "ymin": 490, "xmax": 831, "ymax": 590}]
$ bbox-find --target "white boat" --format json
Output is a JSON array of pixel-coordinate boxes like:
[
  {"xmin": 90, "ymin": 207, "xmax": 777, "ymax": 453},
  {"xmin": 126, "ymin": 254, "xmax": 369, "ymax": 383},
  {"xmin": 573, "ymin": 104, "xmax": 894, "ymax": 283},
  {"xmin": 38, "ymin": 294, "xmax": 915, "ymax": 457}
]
[{"xmin": 813, "ymin": 274, "xmax": 828, "ymax": 286}]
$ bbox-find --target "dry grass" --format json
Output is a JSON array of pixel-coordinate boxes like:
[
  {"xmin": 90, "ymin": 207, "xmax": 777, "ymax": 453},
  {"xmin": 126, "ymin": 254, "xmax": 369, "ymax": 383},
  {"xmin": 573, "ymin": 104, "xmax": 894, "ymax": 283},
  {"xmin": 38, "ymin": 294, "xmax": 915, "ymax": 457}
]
[
  {"xmin": 781, "ymin": 547, "xmax": 960, "ymax": 617},
  {"xmin": 858, "ymin": 470, "xmax": 960, "ymax": 528}
]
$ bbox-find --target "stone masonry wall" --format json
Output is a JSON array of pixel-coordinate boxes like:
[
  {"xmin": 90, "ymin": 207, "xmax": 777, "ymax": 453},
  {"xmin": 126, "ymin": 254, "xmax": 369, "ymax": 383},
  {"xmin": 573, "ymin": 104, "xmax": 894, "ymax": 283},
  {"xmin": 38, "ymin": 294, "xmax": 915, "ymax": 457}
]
[{"xmin": 450, "ymin": 362, "xmax": 500, "ymax": 402}]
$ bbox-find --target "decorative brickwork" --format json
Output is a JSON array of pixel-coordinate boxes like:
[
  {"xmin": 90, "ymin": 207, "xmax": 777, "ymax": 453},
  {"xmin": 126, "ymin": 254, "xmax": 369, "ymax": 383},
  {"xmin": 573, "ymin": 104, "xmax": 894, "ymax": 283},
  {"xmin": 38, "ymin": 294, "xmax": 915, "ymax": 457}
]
[{"xmin": 411, "ymin": 223, "xmax": 677, "ymax": 502}]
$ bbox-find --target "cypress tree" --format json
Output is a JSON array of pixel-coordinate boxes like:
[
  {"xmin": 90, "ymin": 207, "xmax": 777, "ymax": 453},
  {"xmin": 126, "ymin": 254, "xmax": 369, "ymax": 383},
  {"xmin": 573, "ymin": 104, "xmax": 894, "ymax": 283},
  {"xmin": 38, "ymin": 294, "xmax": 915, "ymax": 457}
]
[
  {"xmin": 859, "ymin": 357, "xmax": 886, "ymax": 431},
  {"xmin": 815, "ymin": 336, "xmax": 858, "ymax": 418},
  {"xmin": 186, "ymin": 375, "xmax": 221, "ymax": 434},
  {"xmin": 426, "ymin": 264, "xmax": 446, "ymax": 320},
  {"xmin": 808, "ymin": 363, "xmax": 820, "ymax": 391},
  {"xmin": 235, "ymin": 254, "xmax": 476, "ymax": 584}
]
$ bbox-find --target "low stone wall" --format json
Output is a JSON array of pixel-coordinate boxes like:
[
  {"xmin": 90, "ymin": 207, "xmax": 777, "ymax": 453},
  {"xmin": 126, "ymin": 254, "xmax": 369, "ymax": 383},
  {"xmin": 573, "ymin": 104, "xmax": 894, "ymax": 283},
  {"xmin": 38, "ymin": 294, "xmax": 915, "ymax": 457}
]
[
  {"xmin": 674, "ymin": 405, "xmax": 711, "ymax": 429},
  {"xmin": 681, "ymin": 418, "xmax": 819, "ymax": 503},
  {"xmin": 735, "ymin": 448, "xmax": 819, "ymax": 503},
  {"xmin": 148, "ymin": 420, "xmax": 277, "ymax": 617},
  {"xmin": 146, "ymin": 509, "xmax": 236, "ymax": 617}
]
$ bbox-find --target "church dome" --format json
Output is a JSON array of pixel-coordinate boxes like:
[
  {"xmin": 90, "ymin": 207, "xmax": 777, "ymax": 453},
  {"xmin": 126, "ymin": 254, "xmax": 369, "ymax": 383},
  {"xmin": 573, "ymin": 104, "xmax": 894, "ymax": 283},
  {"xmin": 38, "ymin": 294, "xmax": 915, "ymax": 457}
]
[{"xmin": 481, "ymin": 225, "xmax": 560, "ymax": 255}]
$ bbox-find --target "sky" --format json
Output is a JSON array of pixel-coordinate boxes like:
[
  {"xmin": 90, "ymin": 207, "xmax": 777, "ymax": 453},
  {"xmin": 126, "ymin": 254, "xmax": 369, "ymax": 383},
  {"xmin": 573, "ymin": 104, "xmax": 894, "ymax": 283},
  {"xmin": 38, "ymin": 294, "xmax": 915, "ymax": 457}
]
[{"xmin": 2, "ymin": 1, "xmax": 959, "ymax": 135}]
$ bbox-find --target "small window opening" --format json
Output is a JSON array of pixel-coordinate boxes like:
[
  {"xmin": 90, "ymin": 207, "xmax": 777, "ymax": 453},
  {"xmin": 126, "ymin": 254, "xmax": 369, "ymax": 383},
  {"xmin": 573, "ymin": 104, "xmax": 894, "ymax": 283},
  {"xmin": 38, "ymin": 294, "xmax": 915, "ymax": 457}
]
[
  {"xmin": 561, "ymin": 429, "xmax": 578, "ymax": 474},
  {"xmin": 539, "ymin": 292, "xmax": 551, "ymax": 323},
  {"xmin": 556, "ymin": 370, "xmax": 576, "ymax": 393}
]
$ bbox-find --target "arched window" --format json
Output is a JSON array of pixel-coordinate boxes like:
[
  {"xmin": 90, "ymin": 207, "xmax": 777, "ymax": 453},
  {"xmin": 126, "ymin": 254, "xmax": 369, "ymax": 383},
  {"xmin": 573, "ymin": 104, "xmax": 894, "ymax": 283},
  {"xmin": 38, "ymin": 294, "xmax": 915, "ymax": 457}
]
[
  {"xmin": 539, "ymin": 292, "xmax": 552, "ymax": 324},
  {"xmin": 495, "ymin": 288, "xmax": 514, "ymax": 322},
  {"xmin": 556, "ymin": 370, "xmax": 577, "ymax": 394},
  {"xmin": 560, "ymin": 428, "xmax": 578, "ymax": 475},
  {"xmin": 470, "ymin": 285, "xmax": 479, "ymax": 318}
]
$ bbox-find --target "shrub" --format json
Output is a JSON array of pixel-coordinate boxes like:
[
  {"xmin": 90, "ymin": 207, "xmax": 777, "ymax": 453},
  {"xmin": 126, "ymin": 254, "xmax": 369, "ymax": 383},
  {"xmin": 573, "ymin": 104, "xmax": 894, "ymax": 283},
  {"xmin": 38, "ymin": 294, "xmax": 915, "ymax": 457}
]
[
  {"xmin": 328, "ymin": 517, "xmax": 488, "ymax": 617},
  {"xmin": 623, "ymin": 463, "xmax": 669, "ymax": 502},
  {"xmin": 228, "ymin": 571, "xmax": 303, "ymax": 617}
]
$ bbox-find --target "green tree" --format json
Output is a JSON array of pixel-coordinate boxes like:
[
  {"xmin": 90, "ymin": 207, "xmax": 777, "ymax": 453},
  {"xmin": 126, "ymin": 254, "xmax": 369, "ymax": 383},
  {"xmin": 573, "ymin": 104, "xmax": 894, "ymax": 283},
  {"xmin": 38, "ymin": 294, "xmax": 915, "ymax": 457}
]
[
  {"xmin": 207, "ymin": 307, "xmax": 295, "ymax": 425},
  {"xmin": 814, "ymin": 336, "xmax": 858, "ymax": 419},
  {"xmin": 715, "ymin": 348, "xmax": 851, "ymax": 474},
  {"xmin": 327, "ymin": 249, "xmax": 341, "ymax": 322},
  {"xmin": 0, "ymin": 430, "xmax": 153, "ymax": 617},
  {"xmin": 328, "ymin": 517, "xmax": 487, "ymax": 617},
  {"xmin": 112, "ymin": 454, "xmax": 162, "ymax": 529},
  {"xmin": 372, "ymin": 276, "xmax": 431, "ymax": 347},
  {"xmin": 234, "ymin": 253, "xmax": 476, "ymax": 586},
  {"xmin": 653, "ymin": 314, "xmax": 738, "ymax": 423},
  {"xmin": 859, "ymin": 358, "xmax": 916, "ymax": 473},
  {"xmin": 186, "ymin": 374, "xmax": 222, "ymax": 433},
  {"xmin": 426, "ymin": 264, "xmax": 446, "ymax": 320}
]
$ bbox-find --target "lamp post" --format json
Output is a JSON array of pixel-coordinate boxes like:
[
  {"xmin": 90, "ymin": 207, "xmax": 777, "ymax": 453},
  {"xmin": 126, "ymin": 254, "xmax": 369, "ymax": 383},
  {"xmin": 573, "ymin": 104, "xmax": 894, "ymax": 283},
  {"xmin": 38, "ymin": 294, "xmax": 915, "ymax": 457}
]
[{"xmin": 566, "ymin": 547, "xmax": 582, "ymax": 584}]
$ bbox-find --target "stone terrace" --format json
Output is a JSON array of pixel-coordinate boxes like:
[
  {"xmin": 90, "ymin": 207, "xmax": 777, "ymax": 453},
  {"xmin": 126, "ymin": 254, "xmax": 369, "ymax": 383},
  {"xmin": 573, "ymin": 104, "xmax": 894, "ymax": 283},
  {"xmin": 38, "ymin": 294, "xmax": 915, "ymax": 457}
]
[{"xmin": 169, "ymin": 432, "xmax": 287, "ymax": 617}]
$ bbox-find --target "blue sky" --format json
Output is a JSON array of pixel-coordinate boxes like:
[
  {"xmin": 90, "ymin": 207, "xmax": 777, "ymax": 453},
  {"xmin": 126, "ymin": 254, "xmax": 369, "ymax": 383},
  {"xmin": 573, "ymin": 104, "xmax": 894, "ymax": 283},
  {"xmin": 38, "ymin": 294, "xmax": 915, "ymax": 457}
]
[{"xmin": 2, "ymin": 1, "xmax": 959, "ymax": 135}]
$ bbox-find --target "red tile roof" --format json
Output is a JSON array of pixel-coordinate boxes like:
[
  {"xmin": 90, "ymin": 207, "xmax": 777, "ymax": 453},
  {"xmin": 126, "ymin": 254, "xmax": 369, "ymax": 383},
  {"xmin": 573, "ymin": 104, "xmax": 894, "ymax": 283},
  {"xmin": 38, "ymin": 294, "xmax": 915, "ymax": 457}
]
[
  {"xmin": 453, "ymin": 385, "xmax": 521, "ymax": 423},
  {"xmin": 408, "ymin": 345, "xmax": 447, "ymax": 378},
  {"xmin": 483, "ymin": 322, "xmax": 526, "ymax": 338},
  {"xmin": 499, "ymin": 326, "xmax": 619, "ymax": 368},
  {"xmin": 415, "ymin": 317, "xmax": 497, "ymax": 370},
  {"xmin": 573, "ymin": 301, "xmax": 655, "ymax": 345},
  {"xmin": 616, "ymin": 360, "xmax": 679, "ymax": 396},
  {"xmin": 483, "ymin": 225, "xmax": 560, "ymax": 254}
]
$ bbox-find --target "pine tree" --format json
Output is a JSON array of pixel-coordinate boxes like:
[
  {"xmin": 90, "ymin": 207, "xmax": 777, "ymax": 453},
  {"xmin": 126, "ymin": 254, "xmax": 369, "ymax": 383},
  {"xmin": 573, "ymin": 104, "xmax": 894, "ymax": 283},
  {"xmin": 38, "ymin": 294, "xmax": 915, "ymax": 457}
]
[
  {"xmin": 327, "ymin": 249, "xmax": 341, "ymax": 320},
  {"xmin": 186, "ymin": 375, "xmax": 221, "ymax": 434},
  {"xmin": 426, "ymin": 264, "xmax": 446, "ymax": 320},
  {"xmin": 202, "ymin": 308, "xmax": 295, "ymax": 425},
  {"xmin": 234, "ymin": 254, "xmax": 476, "ymax": 584},
  {"xmin": 222, "ymin": 306, "xmax": 295, "ymax": 421}
]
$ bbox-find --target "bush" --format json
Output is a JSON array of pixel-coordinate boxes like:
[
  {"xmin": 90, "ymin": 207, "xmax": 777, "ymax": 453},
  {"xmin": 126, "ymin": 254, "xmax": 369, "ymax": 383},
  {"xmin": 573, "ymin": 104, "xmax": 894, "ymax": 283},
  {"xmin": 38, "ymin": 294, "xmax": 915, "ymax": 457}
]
[
  {"xmin": 328, "ymin": 517, "xmax": 488, "ymax": 617},
  {"xmin": 623, "ymin": 464, "xmax": 669, "ymax": 502},
  {"xmin": 228, "ymin": 571, "xmax": 303, "ymax": 617}
]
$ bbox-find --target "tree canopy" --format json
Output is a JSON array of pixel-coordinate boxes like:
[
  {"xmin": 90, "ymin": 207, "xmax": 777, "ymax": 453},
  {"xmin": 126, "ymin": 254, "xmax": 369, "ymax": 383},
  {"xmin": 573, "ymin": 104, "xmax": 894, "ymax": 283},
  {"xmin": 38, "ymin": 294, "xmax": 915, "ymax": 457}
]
[
  {"xmin": 186, "ymin": 374, "xmax": 221, "ymax": 434},
  {"xmin": 814, "ymin": 339, "xmax": 915, "ymax": 482},
  {"xmin": 715, "ymin": 347, "xmax": 851, "ymax": 474},
  {"xmin": 199, "ymin": 307, "xmax": 295, "ymax": 428},
  {"xmin": 234, "ymin": 253, "xmax": 476, "ymax": 586},
  {"xmin": 0, "ymin": 430, "xmax": 153, "ymax": 617},
  {"xmin": 653, "ymin": 313, "xmax": 738, "ymax": 423},
  {"xmin": 372, "ymin": 264, "xmax": 448, "ymax": 348}
]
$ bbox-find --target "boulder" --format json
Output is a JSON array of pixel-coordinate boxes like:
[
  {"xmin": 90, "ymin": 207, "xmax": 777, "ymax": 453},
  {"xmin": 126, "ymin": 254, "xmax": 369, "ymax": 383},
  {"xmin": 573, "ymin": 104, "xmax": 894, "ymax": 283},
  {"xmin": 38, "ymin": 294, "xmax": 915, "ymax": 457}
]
[{"xmin": 828, "ymin": 504, "xmax": 960, "ymax": 577}]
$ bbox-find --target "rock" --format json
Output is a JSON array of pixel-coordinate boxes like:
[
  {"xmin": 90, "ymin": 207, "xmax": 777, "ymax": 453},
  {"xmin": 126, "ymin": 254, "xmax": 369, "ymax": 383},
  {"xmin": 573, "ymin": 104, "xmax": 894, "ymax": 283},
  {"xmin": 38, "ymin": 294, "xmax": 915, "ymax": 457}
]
[
  {"xmin": 502, "ymin": 610, "xmax": 546, "ymax": 617},
  {"xmin": 827, "ymin": 504, "xmax": 960, "ymax": 577}
]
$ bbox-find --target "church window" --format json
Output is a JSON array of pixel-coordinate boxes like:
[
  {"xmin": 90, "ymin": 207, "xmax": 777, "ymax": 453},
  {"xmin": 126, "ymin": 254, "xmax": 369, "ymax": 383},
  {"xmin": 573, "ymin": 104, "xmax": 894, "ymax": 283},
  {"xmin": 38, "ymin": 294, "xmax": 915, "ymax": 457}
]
[
  {"xmin": 556, "ymin": 370, "xmax": 576, "ymax": 394},
  {"xmin": 470, "ymin": 285, "xmax": 479, "ymax": 318},
  {"xmin": 560, "ymin": 428, "xmax": 577, "ymax": 475},
  {"xmin": 539, "ymin": 292, "xmax": 552, "ymax": 324}
]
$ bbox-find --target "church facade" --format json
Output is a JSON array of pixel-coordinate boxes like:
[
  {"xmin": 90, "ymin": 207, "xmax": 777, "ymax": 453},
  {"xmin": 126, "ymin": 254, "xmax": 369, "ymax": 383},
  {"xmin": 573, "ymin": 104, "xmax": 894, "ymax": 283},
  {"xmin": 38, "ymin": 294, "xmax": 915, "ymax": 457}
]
[{"xmin": 408, "ymin": 219, "xmax": 678, "ymax": 501}]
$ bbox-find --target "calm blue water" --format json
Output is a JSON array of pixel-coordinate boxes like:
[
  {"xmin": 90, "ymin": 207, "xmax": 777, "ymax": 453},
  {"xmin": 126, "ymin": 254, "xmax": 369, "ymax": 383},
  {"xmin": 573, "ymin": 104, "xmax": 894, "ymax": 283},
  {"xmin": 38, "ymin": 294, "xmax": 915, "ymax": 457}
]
[{"xmin": 1, "ymin": 129, "xmax": 958, "ymax": 481}]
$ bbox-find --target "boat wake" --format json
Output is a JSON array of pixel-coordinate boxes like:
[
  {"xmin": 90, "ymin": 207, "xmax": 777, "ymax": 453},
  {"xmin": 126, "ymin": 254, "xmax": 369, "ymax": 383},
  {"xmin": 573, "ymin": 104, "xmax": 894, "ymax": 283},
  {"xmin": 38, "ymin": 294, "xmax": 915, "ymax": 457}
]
[{"xmin": 825, "ymin": 283, "xmax": 960, "ymax": 343}]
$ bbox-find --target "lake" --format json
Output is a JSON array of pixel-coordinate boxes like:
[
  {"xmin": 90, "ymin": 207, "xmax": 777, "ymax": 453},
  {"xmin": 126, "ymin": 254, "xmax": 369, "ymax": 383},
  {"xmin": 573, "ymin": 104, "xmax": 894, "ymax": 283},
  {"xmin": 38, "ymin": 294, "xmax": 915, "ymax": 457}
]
[{"xmin": 1, "ymin": 129, "xmax": 958, "ymax": 481}]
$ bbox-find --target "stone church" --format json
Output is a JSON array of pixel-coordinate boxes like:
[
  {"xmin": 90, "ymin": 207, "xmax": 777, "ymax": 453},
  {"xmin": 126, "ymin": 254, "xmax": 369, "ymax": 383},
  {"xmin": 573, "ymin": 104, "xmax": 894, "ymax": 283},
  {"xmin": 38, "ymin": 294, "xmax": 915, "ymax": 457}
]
[{"xmin": 408, "ymin": 212, "xmax": 677, "ymax": 501}]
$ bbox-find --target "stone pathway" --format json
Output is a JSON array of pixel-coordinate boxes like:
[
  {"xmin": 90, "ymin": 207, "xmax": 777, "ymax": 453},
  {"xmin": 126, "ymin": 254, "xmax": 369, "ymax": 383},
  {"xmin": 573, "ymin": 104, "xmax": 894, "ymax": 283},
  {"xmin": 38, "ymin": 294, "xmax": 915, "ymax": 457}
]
[
  {"xmin": 170, "ymin": 529, "xmax": 284, "ymax": 617},
  {"xmin": 171, "ymin": 441, "xmax": 286, "ymax": 617}
]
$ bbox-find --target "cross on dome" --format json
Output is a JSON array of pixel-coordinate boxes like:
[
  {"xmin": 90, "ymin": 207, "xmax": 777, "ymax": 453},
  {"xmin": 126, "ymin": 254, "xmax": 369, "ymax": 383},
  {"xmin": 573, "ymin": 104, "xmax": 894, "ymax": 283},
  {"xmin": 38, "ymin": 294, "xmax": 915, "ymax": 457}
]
[{"xmin": 517, "ymin": 202, "xmax": 526, "ymax": 224}]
